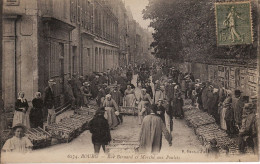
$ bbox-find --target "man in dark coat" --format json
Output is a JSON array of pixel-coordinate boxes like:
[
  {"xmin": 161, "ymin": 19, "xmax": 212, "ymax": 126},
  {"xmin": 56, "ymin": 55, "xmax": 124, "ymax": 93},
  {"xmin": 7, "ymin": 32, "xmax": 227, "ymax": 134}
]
[
  {"xmin": 157, "ymin": 99, "xmax": 166, "ymax": 124},
  {"xmin": 91, "ymin": 75, "xmax": 100, "ymax": 99},
  {"xmin": 238, "ymin": 103, "xmax": 258, "ymax": 154},
  {"xmin": 173, "ymin": 92, "xmax": 184, "ymax": 119},
  {"xmin": 80, "ymin": 82, "xmax": 92, "ymax": 107},
  {"xmin": 165, "ymin": 80, "xmax": 175, "ymax": 107},
  {"xmin": 224, "ymin": 99, "xmax": 236, "ymax": 137},
  {"xmin": 99, "ymin": 73, "xmax": 108, "ymax": 84},
  {"xmin": 110, "ymin": 85, "xmax": 123, "ymax": 124},
  {"xmin": 207, "ymin": 86, "xmax": 216, "ymax": 115},
  {"xmin": 189, "ymin": 73, "xmax": 195, "ymax": 82},
  {"xmin": 145, "ymin": 80, "xmax": 153, "ymax": 98},
  {"xmin": 66, "ymin": 79, "xmax": 76, "ymax": 110},
  {"xmin": 196, "ymin": 83, "xmax": 204, "ymax": 110},
  {"xmin": 201, "ymin": 82, "xmax": 210, "ymax": 112},
  {"xmin": 232, "ymin": 90, "xmax": 244, "ymax": 129},
  {"xmin": 89, "ymin": 108, "xmax": 111, "ymax": 154},
  {"xmin": 96, "ymin": 85, "xmax": 106, "ymax": 107},
  {"xmin": 71, "ymin": 74, "xmax": 81, "ymax": 108},
  {"xmin": 44, "ymin": 79, "xmax": 56, "ymax": 125},
  {"xmin": 126, "ymin": 69, "xmax": 133, "ymax": 83}
]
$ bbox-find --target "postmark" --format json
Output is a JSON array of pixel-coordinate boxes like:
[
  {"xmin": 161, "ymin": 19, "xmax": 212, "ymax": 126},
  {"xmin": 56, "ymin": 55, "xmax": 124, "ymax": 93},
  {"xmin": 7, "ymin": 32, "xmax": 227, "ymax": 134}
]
[{"xmin": 215, "ymin": 1, "xmax": 253, "ymax": 46}]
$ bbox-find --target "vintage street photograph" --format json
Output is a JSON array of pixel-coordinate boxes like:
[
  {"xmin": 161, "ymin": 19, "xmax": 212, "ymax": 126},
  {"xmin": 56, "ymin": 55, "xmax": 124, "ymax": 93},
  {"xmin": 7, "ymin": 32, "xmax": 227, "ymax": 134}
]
[{"xmin": 0, "ymin": 0, "xmax": 259, "ymax": 163}]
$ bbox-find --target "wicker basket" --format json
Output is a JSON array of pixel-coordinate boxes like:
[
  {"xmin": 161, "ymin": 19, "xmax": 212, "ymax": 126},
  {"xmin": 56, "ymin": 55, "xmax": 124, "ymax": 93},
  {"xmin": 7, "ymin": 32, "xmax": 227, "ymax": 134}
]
[
  {"xmin": 25, "ymin": 127, "xmax": 52, "ymax": 149},
  {"xmin": 120, "ymin": 107, "xmax": 138, "ymax": 116}
]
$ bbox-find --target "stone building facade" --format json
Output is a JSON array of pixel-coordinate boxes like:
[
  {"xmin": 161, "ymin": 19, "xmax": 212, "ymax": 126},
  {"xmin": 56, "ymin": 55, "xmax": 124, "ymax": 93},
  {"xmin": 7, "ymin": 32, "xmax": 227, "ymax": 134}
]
[{"xmin": 2, "ymin": 0, "xmax": 152, "ymax": 109}]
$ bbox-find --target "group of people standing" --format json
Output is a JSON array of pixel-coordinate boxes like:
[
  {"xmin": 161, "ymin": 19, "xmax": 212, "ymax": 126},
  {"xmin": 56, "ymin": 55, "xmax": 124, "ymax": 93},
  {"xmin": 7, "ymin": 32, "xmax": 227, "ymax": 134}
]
[
  {"xmin": 191, "ymin": 80, "xmax": 257, "ymax": 153},
  {"xmin": 137, "ymin": 63, "xmax": 258, "ymax": 155},
  {"xmin": 12, "ymin": 79, "xmax": 58, "ymax": 130},
  {"xmin": 5, "ymin": 62, "xmax": 258, "ymax": 155},
  {"xmin": 159, "ymin": 65, "xmax": 258, "ymax": 154}
]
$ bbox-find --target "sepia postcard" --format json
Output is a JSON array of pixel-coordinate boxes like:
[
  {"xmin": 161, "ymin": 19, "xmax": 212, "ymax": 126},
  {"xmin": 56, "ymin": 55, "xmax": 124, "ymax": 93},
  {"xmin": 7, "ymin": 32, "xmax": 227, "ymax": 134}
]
[{"xmin": 0, "ymin": 0, "xmax": 259, "ymax": 163}]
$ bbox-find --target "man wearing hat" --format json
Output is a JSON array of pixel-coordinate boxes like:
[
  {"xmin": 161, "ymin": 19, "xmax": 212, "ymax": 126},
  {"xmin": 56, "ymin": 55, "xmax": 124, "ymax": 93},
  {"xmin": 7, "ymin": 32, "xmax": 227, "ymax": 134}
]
[
  {"xmin": 111, "ymin": 85, "xmax": 123, "ymax": 124},
  {"xmin": 71, "ymin": 73, "xmax": 83, "ymax": 108},
  {"xmin": 88, "ymin": 108, "xmax": 111, "ymax": 154},
  {"xmin": 145, "ymin": 80, "xmax": 153, "ymax": 98},
  {"xmin": 80, "ymin": 82, "xmax": 92, "ymax": 107},
  {"xmin": 126, "ymin": 68, "xmax": 133, "ymax": 83},
  {"xmin": 157, "ymin": 99, "xmax": 166, "ymax": 124},
  {"xmin": 238, "ymin": 103, "xmax": 258, "ymax": 154},
  {"xmin": 201, "ymin": 82, "xmax": 209, "ymax": 112},
  {"xmin": 165, "ymin": 79, "xmax": 175, "ymax": 108},
  {"xmin": 187, "ymin": 79, "xmax": 195, "ymax": 100},
  {"xmin": 65, "ymin": 78, "xmax": 76, "ymax": 110},
  {"xmin": 44, "ymin": 79, "xmax": 56, "ymax": 125},
  {"xmin": 90, "ymin": 75, "xmax": 100, "ymax": 99},
  {"xmin": 232, "ymin": 90, "xmax": 244, "ymax": 130},
  {"xmin": 96, "ymin": 85, "xmax": 106, "ymax": 107}
]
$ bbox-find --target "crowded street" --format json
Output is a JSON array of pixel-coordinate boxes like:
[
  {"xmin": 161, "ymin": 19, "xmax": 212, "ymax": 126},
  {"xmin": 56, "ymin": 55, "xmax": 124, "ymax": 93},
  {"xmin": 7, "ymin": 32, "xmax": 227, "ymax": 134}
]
[
  {"xmin": 30, "ymin": 75, "xmax": 204, "ymax": 155},
  {"xmin": 1, "ymin": 0, "xmax": 259, "ymax": 163}
]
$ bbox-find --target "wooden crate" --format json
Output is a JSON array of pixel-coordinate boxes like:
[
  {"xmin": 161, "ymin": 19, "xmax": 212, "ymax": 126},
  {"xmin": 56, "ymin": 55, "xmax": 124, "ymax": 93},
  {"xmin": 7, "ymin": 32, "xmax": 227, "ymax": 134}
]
[
  {"xmin": 186, "ymin": 112, "xmax": 215, "ymax": 128},
  {"xmin": 25, "ymin": 127, "xmax": 52, "ymax": 149},
  {"xmin": 45, "ymin": 124, "xmax": 76, "ymax": 143}
]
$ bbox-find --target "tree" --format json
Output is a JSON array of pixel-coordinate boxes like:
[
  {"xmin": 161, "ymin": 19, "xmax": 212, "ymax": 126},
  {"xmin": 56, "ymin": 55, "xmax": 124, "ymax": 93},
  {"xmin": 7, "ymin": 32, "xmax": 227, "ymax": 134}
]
[{"xmin": 143, "ymin": 0, "xmax": 258, "ymax": 62}]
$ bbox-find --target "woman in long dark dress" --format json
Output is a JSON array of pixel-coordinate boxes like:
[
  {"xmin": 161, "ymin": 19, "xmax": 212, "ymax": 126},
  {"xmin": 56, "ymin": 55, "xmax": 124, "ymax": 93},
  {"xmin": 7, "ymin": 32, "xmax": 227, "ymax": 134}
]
[
  {"xmin": 173, "ymin": 92, "xmax": 184, "ymax": 119},
  {"xmin": 30, "ymin": 92, "xmax": 44, "ymax": 128}
]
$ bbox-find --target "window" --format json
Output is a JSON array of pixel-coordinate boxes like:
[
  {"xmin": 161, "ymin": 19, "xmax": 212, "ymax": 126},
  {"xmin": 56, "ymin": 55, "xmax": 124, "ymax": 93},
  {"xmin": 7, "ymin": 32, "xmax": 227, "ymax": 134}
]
[
  {"xmin": 6, "ymin": 0, "xmax": 19, "ymax": 6},
  {"xmin": 72, "ymin": 46, "xmax": 77, "ymax": 73},
  {"xmin": 70, "ymin": 0, "xmax": 77, "ymax": 23}
]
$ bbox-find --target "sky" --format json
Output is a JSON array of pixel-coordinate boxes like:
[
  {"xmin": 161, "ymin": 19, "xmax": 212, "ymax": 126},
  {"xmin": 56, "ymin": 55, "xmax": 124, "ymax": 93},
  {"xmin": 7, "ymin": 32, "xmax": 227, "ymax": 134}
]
[{"xmin": 124, "ymin": 0, "xmax": 151, "ymax": 30}]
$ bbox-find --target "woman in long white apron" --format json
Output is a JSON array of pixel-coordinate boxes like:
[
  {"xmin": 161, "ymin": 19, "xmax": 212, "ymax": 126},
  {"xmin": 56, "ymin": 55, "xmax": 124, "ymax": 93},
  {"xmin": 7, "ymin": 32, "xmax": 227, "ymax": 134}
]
[
  {"xmin": 137, "ymin": 89, "xmax": 153, "ymax": 125},
  {"xmin": 12, "ymin": 91, "xmax": 30, "ymax": 128},
  {"xmin": 124, "ymin": 84, "xmax": 136, "ymax": 107},
  {"xmin": 154, "ymin": 85, "xmax": 166, "ymax": 105},
  {"xmin": 103, "ymin": 94, "xmax": 119, "ymax": 129},
  {"xmin": 220, "ymin": 90, "xmax": 232, "ymax": 130}
]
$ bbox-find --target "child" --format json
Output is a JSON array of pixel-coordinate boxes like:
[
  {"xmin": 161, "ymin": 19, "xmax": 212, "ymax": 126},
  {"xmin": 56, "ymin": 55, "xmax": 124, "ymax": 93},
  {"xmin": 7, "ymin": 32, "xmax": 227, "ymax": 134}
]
[
  {"xmin": 2, "ymin": 124, "xmax": 33, "ymax": 153},
  {"xmin": 206, "ymin": 138, "xmax": 219, "ymax": 158}
]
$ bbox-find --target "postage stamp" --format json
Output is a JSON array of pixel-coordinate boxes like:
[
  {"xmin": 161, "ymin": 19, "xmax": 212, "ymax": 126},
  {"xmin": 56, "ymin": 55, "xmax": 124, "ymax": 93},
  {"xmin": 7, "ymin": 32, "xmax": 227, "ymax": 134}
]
[{"xmin": 215, "ymin": 1, "xmax": 253, "ymax": 46}]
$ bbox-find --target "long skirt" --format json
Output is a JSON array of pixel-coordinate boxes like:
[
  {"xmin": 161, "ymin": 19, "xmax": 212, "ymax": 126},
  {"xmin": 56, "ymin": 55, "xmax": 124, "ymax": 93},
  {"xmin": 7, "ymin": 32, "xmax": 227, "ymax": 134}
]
[
  {"xmin": 12, "ymin": 111, "xmax": 30, "ymax": 128},
  {"xmin": 165, "ymin": 114, "xmax": 173, "ymax": 132},
  {"xmin": 154, "ymin": 90, "xmax": 164, "ymax": 104},
  {"xmin": 220, "ymin": 107, "xmax": 227, "ymax": 130},
  {"xmin": 137, "ymin": 101, "xmax": 149, "ymax": 125},
  {"xmin": 124, "ymin": 94, "xmax": 135, "ymax": 107},
  {"xmin": 104, "ymin": 107, "xmax": 119, "ymax": 129}
]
